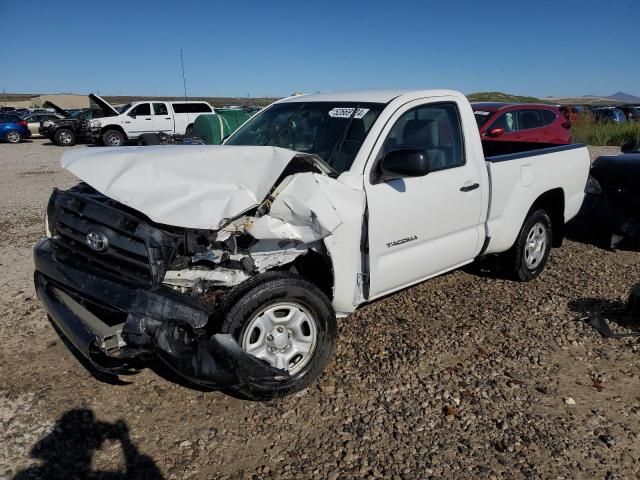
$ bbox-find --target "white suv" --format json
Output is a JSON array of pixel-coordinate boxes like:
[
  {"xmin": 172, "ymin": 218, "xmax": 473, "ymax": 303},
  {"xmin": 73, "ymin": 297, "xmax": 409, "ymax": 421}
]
[{"xmin": 88, "ymin": 94, "xmax": 214, "ymax": 146}]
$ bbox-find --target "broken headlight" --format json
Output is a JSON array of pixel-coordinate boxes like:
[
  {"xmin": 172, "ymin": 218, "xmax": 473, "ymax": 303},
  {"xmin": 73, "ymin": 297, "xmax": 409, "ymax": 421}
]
[
  {"xmin": 88, "ymin": 119, "xmax": 102, "ymax": 128},
  {"xmin": 585, "ymin": 176, "xmax": 602, "ymax": 196}
]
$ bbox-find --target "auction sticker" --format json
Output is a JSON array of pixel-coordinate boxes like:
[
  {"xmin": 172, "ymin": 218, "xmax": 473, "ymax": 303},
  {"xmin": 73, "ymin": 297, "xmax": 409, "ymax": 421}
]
[{"xmin": 328, "ymin": 108, "xmax": 370, "ymax": 119}]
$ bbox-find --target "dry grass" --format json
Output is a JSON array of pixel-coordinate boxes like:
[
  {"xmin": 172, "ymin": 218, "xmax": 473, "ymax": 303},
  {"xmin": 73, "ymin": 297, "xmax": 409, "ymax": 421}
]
[{"xmin": 572, "ymin": 116, "xmax": 640, "ymax": 146}]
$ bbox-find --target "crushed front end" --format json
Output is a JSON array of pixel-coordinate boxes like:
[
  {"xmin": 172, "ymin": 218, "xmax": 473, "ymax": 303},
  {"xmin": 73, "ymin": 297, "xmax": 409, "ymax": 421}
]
[{"xmin": 34, "ymin": 184, "xmax": 294, "ymax": 387}]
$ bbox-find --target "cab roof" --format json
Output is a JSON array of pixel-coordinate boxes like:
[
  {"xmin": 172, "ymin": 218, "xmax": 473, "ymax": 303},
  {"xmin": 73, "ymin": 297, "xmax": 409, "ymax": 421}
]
[{"xmin": 277, "ymin": 89, "xmax": 464, "ymax": 104}]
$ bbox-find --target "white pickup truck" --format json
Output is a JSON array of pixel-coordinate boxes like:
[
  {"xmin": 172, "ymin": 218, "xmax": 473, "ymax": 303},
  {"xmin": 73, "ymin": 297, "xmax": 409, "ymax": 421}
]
[
  {"xmin": 87, "ymin": 94, "xmax": 214, "ymax": 146},
  {"xmin": 34, "ymin": 89, "xmax": 590, "ymax": 399}
]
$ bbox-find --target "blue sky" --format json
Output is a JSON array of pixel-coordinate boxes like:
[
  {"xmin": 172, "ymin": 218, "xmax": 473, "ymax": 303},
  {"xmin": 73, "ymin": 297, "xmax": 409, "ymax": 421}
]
[{"xmin": 1, "ymin": 0, "xmax": 638, "ymax": 98}]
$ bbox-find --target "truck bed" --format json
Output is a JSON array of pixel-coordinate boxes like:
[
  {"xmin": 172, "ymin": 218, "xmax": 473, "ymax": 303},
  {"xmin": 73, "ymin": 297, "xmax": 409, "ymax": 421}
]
[{"xmin": 483, "ymin": 143, "xmax": 591, "ymax": 255}]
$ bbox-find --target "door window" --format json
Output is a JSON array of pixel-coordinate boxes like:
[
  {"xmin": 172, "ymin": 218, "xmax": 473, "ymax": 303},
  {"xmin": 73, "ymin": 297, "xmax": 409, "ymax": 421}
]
[
  {"xmin": 153, "ymin": 103, "xmax": 168, "ymax": 115},
  {"xmin": 172, "ymin": 103, "xmax": 212, "ymax": 113},
  {"xmin": 541, "ymin": 110, "xmax": 557, "ymax": 125},
  {"xmin": 516, "ymin": 110, "xmax": 543, "ymax": 130},
  {"xmin": 130, "ymin": 103, "xmax": 151, "ymax": 116},
  {"xmin": 382, "ymin": 102, "xmax": 465, "ymax": 171},
  {"xmin": 488, "ymin": 111, "xmax": 516, "ymax": 132}
]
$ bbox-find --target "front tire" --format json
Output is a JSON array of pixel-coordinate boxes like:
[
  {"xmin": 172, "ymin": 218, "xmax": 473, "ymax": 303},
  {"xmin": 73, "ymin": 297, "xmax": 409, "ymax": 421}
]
[
  {"xmin": 220, "ymin": 272, "xmax": 336, "ymax": 400},
  {"xmin": 505, "ymin": 209, "xmax": 553, "ymax": 282},
  {"xmin": 5, "ymin": 130, "xmax": 22, "ymax": 143},
  {"xmin": 54, "ymin": 128, "xmax": 75, "ymax": 146},
  {"xmin": 102, "ymin": 129, "xmax": 126, "ymax": 146}
]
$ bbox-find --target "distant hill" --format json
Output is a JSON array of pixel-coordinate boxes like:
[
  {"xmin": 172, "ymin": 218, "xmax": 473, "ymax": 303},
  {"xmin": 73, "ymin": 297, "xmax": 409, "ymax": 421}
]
[
  {"xmin": 607, "ymin": 91, "xmax": 640, "ymax": 103},
  {"xmin": 466, "ymin": 92, "xmax": 549, "ymax": 104}
]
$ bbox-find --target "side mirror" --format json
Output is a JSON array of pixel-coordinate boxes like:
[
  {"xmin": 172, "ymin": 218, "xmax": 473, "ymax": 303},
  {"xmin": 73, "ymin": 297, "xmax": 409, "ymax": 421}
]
[
  {"xmin": 380, "ymin": 148, "xmax": 431, "ymax": 180},
  {"xmin": 488, "ymin": 128, "xmax": 505, "ymax": 137}
]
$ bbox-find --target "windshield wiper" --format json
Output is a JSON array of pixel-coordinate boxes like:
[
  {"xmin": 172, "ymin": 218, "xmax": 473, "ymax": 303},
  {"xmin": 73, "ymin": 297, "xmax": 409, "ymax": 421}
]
[{"xmin": 325, "ymin": 106, "xmax": 359, "ymax": 168}]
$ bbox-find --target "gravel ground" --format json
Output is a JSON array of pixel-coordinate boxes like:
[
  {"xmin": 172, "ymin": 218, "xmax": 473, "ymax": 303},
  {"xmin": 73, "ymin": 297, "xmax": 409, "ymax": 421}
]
[{"xmin": 0, "ymin": 140, "xmax": 638, "ymax": 480}]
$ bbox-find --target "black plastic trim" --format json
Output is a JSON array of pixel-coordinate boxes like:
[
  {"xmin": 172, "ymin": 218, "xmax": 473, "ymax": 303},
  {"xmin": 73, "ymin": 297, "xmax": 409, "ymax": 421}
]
[{"xmin": 486, "ymin": 143, "xmax": 586, "ymax": 163}]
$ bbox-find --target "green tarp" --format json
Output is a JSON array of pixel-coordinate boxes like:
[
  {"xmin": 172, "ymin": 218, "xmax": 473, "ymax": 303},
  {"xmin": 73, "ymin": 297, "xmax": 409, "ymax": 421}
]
[{"xmin": 192, "ymin": 109, "xmax": 251, "ymax": 145}]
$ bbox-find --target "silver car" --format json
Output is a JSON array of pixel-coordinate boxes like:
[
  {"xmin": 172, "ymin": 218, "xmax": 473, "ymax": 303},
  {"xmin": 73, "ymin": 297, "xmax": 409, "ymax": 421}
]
[{"xmin": 22, "ymin": 113, "xmax": 64, "ymax": 137}]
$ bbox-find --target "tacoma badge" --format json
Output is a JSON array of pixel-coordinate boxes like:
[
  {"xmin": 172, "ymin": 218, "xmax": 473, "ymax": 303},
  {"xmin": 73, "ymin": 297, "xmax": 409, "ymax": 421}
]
[{"xmin": 386, "ymin": 235, "xmax": 418, "ymax": 248}]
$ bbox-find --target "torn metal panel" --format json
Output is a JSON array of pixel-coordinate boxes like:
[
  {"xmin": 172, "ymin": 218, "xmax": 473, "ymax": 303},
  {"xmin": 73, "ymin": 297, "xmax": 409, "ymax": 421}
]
[
  {"xmin": 248, "ymin": 239, "xmax": 308, "ymax": 271},
  {"xmin": 163, "ymin": 268, "xmax": 250, "ymax": 288},
  {"xmin": 247, "ymin": 173, "xmax": 342, "ymax": 242},
  {"xmin": 61, "ymin": 146, "xmax": 302, "ymax": 229}
]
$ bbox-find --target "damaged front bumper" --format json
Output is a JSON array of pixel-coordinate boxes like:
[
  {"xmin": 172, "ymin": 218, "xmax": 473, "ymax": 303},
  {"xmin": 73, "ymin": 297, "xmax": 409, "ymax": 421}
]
[{"xmin": 33, "ymin": 239, "xmax": 287, "ymax": 387}]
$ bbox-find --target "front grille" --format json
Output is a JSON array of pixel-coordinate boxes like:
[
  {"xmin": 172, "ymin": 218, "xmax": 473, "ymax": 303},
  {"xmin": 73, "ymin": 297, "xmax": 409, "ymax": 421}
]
[{"xmin": 49, "ymin": 185, "xmax": 181, "ymax": 286}]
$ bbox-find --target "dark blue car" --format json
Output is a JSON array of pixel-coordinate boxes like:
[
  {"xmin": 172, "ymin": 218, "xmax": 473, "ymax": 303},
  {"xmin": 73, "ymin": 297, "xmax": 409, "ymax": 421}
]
[{"xmin": 0, "ymin": 113, "xmax": 31, "ymax": 143}]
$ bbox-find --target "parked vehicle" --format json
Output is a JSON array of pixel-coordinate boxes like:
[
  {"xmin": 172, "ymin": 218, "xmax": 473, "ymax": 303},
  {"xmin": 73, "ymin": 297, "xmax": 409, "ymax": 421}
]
[
  {"xmin": 617, "ymin": 105, "xmax": 640, "ymax": 122},
  {"xmin": 87, "ymin": 94, "xmax": 215, "ymax": 146},
  {"xmin": 473, "ymin": 103, "xmax": 572, "ymax": 156},
  {"xmin": 40, "ymin": 101, "xmax": 110, "ymax": 146},
  {"xmin": 22, "ymin": 113, "xmax": 64, "ymax": 137},
  {"xmin": 592, "ymin": 107, "xmax": 627, "ymax": 124},
  {"xmin": 585, "ymin": 143, "xmax": 640, "ymax": 248},
  {"xmin": 559, "ymin": 105, "xmax": 589, "ymax": 123},
  {"xmin": 34, "ymin": 89, "xmax": 590, "ymax": 399},
  {"xmin": 137, "ymin": 109, "xmax": 250, "ymax": 146},
  {"xmin": 0, "ymin": 113, "xmax": 31, "ymax": 143}
]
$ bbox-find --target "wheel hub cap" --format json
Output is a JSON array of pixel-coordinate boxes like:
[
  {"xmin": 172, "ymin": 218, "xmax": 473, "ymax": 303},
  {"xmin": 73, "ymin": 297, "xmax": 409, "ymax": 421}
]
[
  {"xmin": 524, "ymin": 222, "xmax": 547, "ymax": 269},
  {"xmin": 267, "ymin": 325, "xmax": 291, "ymax": 350},
  {"xmin": 241, "ymin": 302, "xmax": 318, "ymax": 374}
]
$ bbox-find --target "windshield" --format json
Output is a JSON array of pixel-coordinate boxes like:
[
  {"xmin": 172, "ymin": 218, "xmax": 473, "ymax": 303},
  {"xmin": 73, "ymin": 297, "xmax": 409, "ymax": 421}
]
[
  {"xmin": 612, "ymin": 109, "xmax": 627, "ymax": 122},
  {"xmin": 473, "ymin": 111, "xmax": 493, "ymax": 128},
  {"xmin": 225, "ymin": 101, "xmax": 384, "ymax": 175},
  {"xmin": 71, "ymin": 110, "xmax": 84, "ymax": 119},
  {"xmin": 118, "ymin": 103, "xmax": 131, "ymax": 114}
]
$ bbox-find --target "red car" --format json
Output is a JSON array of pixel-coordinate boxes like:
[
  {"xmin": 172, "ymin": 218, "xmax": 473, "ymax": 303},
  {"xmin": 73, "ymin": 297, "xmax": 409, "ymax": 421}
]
[{"xmin": 472, "ymin": 103, "xmax": 572, "ymax": 156}]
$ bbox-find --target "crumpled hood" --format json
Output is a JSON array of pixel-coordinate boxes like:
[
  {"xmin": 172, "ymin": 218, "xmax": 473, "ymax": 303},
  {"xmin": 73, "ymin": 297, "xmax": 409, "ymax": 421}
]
[{"xmin": 61, "ymin": 145, "xmax": 300, "ymax": 229}]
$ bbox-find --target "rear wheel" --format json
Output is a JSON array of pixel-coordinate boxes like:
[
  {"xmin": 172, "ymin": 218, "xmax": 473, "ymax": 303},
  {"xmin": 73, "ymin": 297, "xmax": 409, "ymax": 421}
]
[
  {"xmin": 220, "ymin": 272, "xmax": 336, "ymax": 400},
  {"xmin": 504, "ymin": 209, "xmax": 552, "ymax": 281},
  {"xmin": 102, "ymin": 129, "xmax": 125, "ymax": 146},
  {"xmin": 5, "ymin": 130, "xmax": 22, "ymax": 143},
  {"xmin": 54, "ymin": 128, "xmax": 75, "ymax": 146},
  {"xmin": 185, "ymin": 124, "xmax": 194, "ymax": 137}
]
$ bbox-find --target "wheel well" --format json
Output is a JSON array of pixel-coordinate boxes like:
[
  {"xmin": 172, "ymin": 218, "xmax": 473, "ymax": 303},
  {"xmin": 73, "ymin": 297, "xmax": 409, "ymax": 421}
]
[
  {"xmin": 529, "ymin": 188, "xmax": 565, "ymax": 247},
  {"xmin": 100, "ymin": 125, "xmax": 127, "ymax": 137},
  {"xmin": 289, "ymin": 251, "xmax": 334, "ymax": 300}
]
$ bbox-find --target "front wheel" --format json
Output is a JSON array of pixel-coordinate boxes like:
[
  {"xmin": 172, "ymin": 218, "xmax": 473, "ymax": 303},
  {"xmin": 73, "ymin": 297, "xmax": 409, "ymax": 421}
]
[
  {"xmin": 505, "ymin": 209, "xmax": 553, "ymax": 282},
  {"xmin": 220, "ymin": 272, "xmax": 336, "ymax": 400},
  {"xmin": 102, "ymin": 129, "xmax": 126, "ymax": 146},
  {"xmin": 54, "ymin": 128, "xmax": 75, "ymax": 146},
  {"xmin": 5, "ymin": 130, "xmax": 22, "ymax": 143}
]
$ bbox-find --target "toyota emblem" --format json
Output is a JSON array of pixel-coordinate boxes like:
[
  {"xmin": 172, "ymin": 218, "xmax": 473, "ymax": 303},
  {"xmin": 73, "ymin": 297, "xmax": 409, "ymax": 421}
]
[{"xmin": 86, "ymin": 231, "xmax": 109, "ymax": 252}]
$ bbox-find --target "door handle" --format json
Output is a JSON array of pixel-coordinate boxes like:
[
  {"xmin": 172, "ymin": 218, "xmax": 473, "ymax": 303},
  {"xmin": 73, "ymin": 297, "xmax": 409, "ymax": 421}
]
[
  {"xmin": 460, "ymin": 183, "xmax": 480, "ymax": 192},
  {"xmin": 164, "ymin": 117, "xmax": 171, "ymax": 120},
  {"xmin": 145, "ymin": 118, "xmax": 152, "ymax": 120}
]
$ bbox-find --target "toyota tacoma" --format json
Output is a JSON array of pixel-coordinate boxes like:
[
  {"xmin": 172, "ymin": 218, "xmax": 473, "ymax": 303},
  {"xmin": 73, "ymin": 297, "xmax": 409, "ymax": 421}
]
[{"xmin": 34, "ymin": 90, "xmax": 591, "ymax": 399}]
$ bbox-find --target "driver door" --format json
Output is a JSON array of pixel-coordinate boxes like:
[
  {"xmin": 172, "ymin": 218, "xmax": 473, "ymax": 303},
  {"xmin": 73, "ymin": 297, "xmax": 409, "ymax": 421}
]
[
  {"xmin": 126, "ymin": 103, "xmax": 153, "ymax": 135},
  {"xmin": 365, "ymin": 99, "xmax": 484, "ymax": 298}
]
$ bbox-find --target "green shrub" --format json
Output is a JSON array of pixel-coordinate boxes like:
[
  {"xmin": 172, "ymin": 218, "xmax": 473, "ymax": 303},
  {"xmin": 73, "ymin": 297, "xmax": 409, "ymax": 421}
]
[{"xmin": 571, "ymin": 117, "xmax": 640, "ymax": 146}]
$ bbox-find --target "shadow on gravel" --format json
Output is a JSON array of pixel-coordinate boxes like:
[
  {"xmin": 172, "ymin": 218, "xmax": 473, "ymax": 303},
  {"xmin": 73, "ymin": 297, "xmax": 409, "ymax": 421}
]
[
  {"xmin": 12, "ymin": 408, "xmax": 163, "ymax": 480},
  {"xmin": 569, "ymin": 297, "xmax": 640, "ymax": 331}
]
